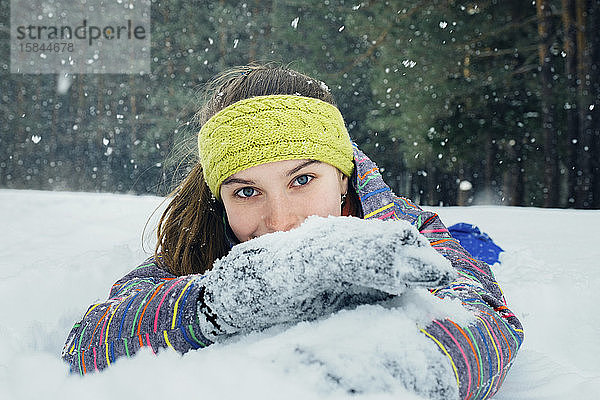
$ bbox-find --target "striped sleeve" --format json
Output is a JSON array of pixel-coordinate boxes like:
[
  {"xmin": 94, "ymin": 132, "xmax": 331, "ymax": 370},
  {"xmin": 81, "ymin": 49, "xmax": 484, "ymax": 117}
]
[
  {"xmin": 61, "ymin": 258, "xmax": 212, "ymax": 374},
  {"xmin": 395, "ymin": 198, "xmax": 524, "ymax": 400}
]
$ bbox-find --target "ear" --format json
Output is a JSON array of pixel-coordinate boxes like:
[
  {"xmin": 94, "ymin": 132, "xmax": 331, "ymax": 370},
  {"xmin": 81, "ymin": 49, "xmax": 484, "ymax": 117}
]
[{"xmin": 339, "ymin": 171, "xmax": 349, "ymax": 195}]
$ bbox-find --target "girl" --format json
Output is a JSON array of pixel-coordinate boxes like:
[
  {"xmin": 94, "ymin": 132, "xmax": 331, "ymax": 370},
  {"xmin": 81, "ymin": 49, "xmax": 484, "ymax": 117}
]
[{"xmin": 62, "ymin": 64, "xmax": 523, "ymax": 400}]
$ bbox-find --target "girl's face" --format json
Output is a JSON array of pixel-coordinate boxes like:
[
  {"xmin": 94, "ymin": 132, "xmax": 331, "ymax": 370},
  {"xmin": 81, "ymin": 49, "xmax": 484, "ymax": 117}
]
[{"xmin": 220, "ymin": 159, "xmax": 349, "ymax": 242}]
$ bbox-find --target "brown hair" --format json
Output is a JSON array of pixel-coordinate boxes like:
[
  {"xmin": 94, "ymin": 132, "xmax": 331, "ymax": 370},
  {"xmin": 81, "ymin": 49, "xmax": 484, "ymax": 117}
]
[{"xmin": 155, "ymin": 63, "xmax": 347, "ymax": 276}]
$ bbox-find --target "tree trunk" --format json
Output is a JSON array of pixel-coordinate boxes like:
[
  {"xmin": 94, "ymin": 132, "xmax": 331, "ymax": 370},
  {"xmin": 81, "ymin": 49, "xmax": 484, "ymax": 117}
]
[
  {"xmin": 515, "ymin": 142, "xmax": 525, "ymax": 206},
  {"xmin": 561, "ymin": 0, "xmax": 579, "ymax": 206},
  {"xmin": 537, "ymin": 0, "xmax": 559, "ymax": 207},
  {"xmin": 219, "ymin": 0, "xmax": 227, "ymax": 68},
  {"xmin": 129, "ymin": 75, "xmax": 138, "ymax": 141},
  {"xmin": 575, "ymin": 0, "xmax": 593, "ymax": 208},
  {"xmin": 15, "ymin": 81, "xmax": 26, "ymax": 188},
  {"xmin": 426, "ymin": 166, "xmax": 438, "ymax": 206},
  {"xmin": 484, "ymin": 129, "xmax": 494, "ymax": 198},
  {"xmin": 249, "ymin": 0, "xmax": 260, "ymax": 62},
  {"xmin": 502, "ymin": 140, "xmax": 524, "ymax": 206},
  {"xmin": 589, "ymin": 1, "xmax": 600, "ymax": 208}
]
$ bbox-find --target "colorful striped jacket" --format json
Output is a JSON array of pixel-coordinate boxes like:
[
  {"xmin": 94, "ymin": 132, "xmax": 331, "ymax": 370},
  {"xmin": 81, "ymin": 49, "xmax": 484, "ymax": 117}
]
[{"xmin": 62, "ymin": 145, "xmax": 523, "ymax": 399}]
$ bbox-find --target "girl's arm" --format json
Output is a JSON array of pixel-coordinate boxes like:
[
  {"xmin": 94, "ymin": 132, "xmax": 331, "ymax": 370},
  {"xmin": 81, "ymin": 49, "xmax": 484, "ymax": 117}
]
[
  {"xmin": 61, "ymin": 258, "xmax": 211, "ymax": 374},
  {"xmin": 396, "ymin": 199, "xmax": 524, "ymax": 400}
]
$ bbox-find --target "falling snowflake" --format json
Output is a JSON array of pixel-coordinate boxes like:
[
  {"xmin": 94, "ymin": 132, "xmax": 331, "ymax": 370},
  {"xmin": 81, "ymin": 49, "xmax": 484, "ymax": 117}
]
[
  {"xmin": 291, "ymin": 17, "xmax": 299, "ymax": 29},
  {"xmin": 459, "ymin": 180, "xmax": 473, "ymax": 191}
]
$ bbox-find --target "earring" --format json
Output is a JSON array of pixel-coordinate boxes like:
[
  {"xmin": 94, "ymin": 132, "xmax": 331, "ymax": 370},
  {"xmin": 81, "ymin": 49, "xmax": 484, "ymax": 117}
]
[{"xmin": 340, "ymin": 192, "xmax": 347, "ymax": 205}]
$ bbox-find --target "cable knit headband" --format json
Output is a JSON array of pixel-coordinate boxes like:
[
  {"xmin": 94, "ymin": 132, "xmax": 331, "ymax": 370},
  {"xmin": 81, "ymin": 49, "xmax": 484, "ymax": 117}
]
[{"xmin": 198, "ymin": 95, "xmax": 354, "ymax": 198}]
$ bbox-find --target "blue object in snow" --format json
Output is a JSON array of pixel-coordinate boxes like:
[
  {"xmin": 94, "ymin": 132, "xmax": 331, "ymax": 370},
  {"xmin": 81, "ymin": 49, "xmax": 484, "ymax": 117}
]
[{"xmin": 448, "ymin": 223, "xmax": 504, "ymax": 265}]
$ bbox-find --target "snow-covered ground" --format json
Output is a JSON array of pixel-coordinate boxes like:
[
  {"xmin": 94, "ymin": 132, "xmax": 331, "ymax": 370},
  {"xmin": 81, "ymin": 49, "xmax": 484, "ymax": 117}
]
[{"xmin": 1, "ymin": 189, "xmax": 599, "ymax": 399}]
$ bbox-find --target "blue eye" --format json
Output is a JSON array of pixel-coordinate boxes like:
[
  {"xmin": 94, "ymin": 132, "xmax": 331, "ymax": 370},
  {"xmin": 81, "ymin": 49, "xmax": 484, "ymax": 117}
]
[
  {"xmin": 237, "ymin": 187, "xmax": 256, "ymax": 198},
  {"xmin": 294, "ymin": 175, "xmax": 312, "ymax": 186}
]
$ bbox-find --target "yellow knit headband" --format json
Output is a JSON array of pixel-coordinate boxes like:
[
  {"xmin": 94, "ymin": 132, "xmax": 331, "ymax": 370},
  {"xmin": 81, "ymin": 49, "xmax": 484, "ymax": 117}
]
[{"xmin": 198, "ymin": 95, "xmax": 354, "ymax": 197}]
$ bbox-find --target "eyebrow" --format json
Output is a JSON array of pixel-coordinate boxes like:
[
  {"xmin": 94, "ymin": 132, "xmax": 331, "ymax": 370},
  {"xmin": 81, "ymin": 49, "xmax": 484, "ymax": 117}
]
[
  {"xmin": 285, "ymin": 160, "xmax": 321, "ymax": 177},
  {"xmin": 221, "ymin": 177, "xmax": 255, "ymax": 186}
]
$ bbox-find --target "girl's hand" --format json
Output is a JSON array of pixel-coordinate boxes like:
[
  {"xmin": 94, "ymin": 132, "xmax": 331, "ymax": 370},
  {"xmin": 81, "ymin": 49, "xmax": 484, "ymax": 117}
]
[{"xmin": 197, "ymin": 216, "xmax": 456, "ymax": 341}]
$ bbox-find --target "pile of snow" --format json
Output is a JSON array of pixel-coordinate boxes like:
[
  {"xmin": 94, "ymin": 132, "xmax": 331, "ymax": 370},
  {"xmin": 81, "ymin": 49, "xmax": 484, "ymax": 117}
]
[{"xmin": 0, "ymin": 189, "xmax": 598, "ymax": 399}]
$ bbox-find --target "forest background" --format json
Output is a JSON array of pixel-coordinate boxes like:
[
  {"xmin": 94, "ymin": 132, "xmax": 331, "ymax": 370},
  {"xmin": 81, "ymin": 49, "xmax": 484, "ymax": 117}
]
[{"xmin": 1, "ymin": 0, "xmax": 598, "ymax": 208}]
